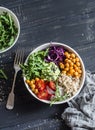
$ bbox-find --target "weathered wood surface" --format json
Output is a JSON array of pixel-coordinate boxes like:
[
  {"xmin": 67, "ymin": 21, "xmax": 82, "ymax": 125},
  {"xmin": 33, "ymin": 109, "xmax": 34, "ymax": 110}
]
[{"xmin": 0, "ymin": 0, "xmax": 95, "ymax": 129}]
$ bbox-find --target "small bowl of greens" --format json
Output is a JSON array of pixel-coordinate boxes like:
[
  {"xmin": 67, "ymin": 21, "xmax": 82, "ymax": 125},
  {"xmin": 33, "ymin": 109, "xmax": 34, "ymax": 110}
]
[
  {"xmin": 0, "ymin": 6, "xmax": 20, "ymax": 53},
  {"xmin": 21, "ymin": 42, "xmax": 85, "ymax": 105}
]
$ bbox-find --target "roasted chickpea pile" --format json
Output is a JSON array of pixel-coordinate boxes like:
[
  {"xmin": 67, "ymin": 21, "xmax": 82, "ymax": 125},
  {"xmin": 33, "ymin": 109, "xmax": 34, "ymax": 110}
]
[
  {"xmin": 26, "ymin": 78, "xmax": 39, "ymax": 95},
  {"xmin": 59, "ymin": 51, "xmax": 82, "ymax": 78}
]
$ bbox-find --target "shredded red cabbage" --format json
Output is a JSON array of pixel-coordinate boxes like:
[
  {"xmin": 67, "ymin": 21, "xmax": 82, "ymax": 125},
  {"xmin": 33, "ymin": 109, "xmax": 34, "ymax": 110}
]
[{"xmin": 45, "ymin": 46, "xmax": 65, "ymax": 64}]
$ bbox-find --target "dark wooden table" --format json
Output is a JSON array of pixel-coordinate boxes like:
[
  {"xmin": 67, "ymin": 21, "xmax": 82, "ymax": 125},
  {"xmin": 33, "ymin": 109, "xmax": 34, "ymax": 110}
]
[{"xmin": 0, "ymin": 0, "xmax": 95, "ymax": 130}]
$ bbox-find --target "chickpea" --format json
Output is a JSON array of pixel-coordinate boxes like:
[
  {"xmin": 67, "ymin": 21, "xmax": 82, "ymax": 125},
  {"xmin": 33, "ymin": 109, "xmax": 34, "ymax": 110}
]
[
  {"xmin": 71, "ymin": 53, "xmax": 76, "ymax": 58},
  {"xmin": 78, "ymin": 69, "xmax": 82, "ymax": 74},
  {"xmin": 30, "ymin": 80, "xmax": 35, "ymax": 85},
  {"xmin": 69, "ymin": 61, "xmax": 74, "ymax": 67},
  {"xmin": 69, "ymin": 69, "xmax": 75, "ymax": 75},
  {"xmin": 59, "ymin": 62, "xmax": 64, "ymax": 69},
  {"xmin": 69, "ymin": 66, "xmax": 73, "ymax": 70},
  {"xmin": 65, "ymin": 63, "xmax": 69, "ymax": 68},
  {"xmin": 70, "ymin": 58, "xmax": 72, "ymax": 61},
  {"xmin": 75, "ymin": 57, "xmax": 80, "ymax": 62},
  {"xmin": 72, "ymin": 58, "xmax": 76, "ymax": 63},
  {"xmin": 30, "ymin": 84, "xmax": 35, "ymax": 89},
  {"xmin": 74, "ymin": 71, "xmax": 79, "ymax": 76},
  {"xmin": 35, "ymin": 77, "xmax": 39, "ymax": 81},
  {"xmin": 62, "ymin": 70, "xmax": 66, "ymax": 74},
  {"xmin": 26, "ymin": 80, "xmax": 30, "ymax": 84},
  {"xmin": 32, "ymin": 79, "xmax": 35, "ymax": 83},
  {"xmin": 31, "ymin": 87, "xmax": 35, "ymax": 92},
  {"xmin": 76, "ymin": 62, "xmax": 81, "ymax": 67},
  {"xmin": 73, "ymin": 64, "xmax": 77, "ymax": 68},
  {"xmin": 74, "ymin": 66, "xmax": 79, "ymax": 71},
  {"xmin": 64, "ymin": 51, "xmax": 69, "ymax": 56},
  {"xmin": 65, "ymin": 59, "xmax": 69, "ymax": 63},
  {"xmin": 66, "ymin": 53, "xmax": 70, "ymax": 58},
  {"xmin": 34, "ymin": 89, "xmax": 38, "ymax": 94},
  {"xmin": 67, "ymin": 59, "xmax": 71, "ymax": 63},
  {"xmin": 64, "ymin": 67, "xmax": 69, "ymax": 71}
]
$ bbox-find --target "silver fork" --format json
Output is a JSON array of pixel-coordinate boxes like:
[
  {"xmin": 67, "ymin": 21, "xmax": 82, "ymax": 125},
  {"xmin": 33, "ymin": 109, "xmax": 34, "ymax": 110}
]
[{"xmin": 6, "ymin": 49, "xmax": 24, "ymax": 110}]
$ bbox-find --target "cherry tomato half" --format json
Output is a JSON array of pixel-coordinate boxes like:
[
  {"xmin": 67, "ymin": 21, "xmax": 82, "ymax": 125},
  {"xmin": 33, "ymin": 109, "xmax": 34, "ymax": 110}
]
[
  {"xmin": 49, "ymin": 81, "xmax": 56, "ymax": 91},
  {"xmin": 36, "ymin": 79, "xmax": 46, "ymax": 91},
  {"xmin": 37, "ymin": 90, "xmax": 49, "ymax": 100}
]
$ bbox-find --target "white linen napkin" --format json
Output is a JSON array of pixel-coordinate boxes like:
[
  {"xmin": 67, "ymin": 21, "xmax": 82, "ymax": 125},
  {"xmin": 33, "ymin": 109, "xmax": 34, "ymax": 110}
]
[{"xmin": 62, "ymin": 70, "xmax": 95, "ymax": 130}]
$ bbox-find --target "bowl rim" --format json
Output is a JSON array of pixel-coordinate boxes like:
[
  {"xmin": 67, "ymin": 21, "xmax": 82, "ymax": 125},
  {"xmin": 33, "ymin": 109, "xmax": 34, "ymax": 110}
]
[
  {"xmin": 23, "ymin": 42, "xmax": 85, "ymax": 104},
  {"xmin": 0, "ymin": 6, "xmax": 20, "ymax": 53}
]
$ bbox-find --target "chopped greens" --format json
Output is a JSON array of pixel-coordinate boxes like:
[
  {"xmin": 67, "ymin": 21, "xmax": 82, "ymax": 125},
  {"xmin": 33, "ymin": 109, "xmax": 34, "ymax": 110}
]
[
  {"xmin": 0, "ymin": 69, "xmax": 7, "ymax": 79},
  {"xmin": 21, "ymin": 49, "xmax": 60, "ymax": 81},
  {"xmin": 0, "ymin": 12, "xmax": 18, "ymax": 51}
]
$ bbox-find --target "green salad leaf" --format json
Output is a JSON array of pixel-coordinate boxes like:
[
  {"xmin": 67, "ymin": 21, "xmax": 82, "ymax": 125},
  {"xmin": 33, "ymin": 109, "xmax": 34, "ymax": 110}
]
[
  {"xmin": 21, "ymin": 49, "xmax": 60, "ymax": 81},
  {"xmin": 0, "ymin": 12, "xmax": 18, "ymax": 50}
]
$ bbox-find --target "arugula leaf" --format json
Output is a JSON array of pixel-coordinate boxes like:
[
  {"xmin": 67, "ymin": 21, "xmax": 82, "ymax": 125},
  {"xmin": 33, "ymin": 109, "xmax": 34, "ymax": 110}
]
[
  {"xmin": 21, "ymin": 49, "xmax": 60, "ymax": 81},
  {"xmin": 0, "ymin": 12, "xmax": 18, "ymax": 50},
  {"xmin": 0, "ymin": 69, "xmax": 7, "ymax": 79}
]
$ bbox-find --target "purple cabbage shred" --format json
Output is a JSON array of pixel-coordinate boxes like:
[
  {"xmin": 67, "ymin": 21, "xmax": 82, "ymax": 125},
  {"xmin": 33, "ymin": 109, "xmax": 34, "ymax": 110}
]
[{"xmin": 45, "ymin": 46, "xmax": 65, "ymax": 64}]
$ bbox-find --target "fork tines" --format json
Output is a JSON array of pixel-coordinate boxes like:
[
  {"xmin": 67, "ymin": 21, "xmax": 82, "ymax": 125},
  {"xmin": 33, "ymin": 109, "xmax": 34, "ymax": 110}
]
[{"xmin": 14, "ymin": 48, "xmax": 24, "ymax": 65}]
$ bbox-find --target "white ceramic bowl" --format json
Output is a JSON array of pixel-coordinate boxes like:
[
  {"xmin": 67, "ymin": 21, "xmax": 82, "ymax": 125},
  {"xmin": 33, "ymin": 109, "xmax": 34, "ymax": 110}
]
[
  {"xmin": 23, "ymin": 42, "xmax": 85, "ymax": 104},
  {"xmin": 0, "ymin": 6, "xmax": 20, "ymax": 53}
]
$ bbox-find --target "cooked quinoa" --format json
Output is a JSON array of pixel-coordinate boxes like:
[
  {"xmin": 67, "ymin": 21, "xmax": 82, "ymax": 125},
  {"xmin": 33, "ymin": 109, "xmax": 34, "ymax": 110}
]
[{"xmin": 58, "ymin": 74, "xmax": 80, "ymax": 97}]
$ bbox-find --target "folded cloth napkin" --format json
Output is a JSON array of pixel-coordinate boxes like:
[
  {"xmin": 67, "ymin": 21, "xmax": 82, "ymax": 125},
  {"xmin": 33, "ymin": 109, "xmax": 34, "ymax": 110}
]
[{"xmin": 62, "ymin": 70, "xmax": 95, "ymax": 130}]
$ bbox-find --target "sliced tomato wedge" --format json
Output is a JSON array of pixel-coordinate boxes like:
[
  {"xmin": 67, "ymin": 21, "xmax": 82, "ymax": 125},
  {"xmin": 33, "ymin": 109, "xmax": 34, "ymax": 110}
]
[
  {"xmin": 36, "ymin": 79, "xmax": 46, "ymax": 91},
  {"xmin": 49, "ymin": 81, "xmax": 56, "ymax": 91},
  {"xmin": 37, "ymin": 90, "xmax": 49, "ymax": 100}
]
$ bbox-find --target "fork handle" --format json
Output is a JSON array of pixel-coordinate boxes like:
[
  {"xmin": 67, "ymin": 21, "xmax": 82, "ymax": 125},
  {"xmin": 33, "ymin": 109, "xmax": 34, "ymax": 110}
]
[
  {"xmin": 6, "ymin": 92, "xmax": 15, "ymax": 110},
  {"xmin": 6, "ymin": 71, "xmax": 17, "ymax": 110}
]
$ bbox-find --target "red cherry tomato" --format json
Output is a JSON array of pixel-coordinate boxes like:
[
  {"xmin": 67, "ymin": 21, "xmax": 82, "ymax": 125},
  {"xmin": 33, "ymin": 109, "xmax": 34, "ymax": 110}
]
[
  {"xmin": 49, "ymin": 81, "xmax": 56, "ymax": 91},
  {"xmin": 37, "ymin": 90, "xmax": 49, "ymax": 100},
  {"xmin": 36, "ymin": 79, "xmax": 45, "ymax": 91}
]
